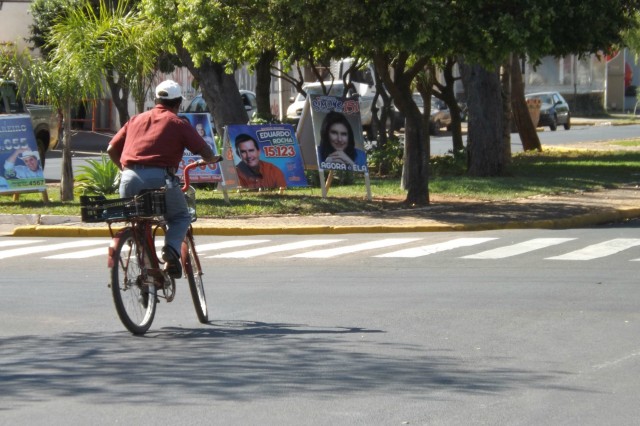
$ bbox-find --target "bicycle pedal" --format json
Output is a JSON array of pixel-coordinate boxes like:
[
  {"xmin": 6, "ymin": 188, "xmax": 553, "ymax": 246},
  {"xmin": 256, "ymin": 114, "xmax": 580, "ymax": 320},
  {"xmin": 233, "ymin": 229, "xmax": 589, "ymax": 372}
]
[{"xmin": 163, "ymin": 263, "xmax": 182, "ymax": 279}]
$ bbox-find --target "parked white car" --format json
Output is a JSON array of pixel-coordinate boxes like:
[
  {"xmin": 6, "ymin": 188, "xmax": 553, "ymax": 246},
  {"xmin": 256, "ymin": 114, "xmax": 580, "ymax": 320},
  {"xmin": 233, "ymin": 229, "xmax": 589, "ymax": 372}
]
[
  {"xmin": 184, "ymin": 90, "xmax": 257, "ymax": 132},
  {"xmin": 286, "ymin": 81, "xmax": 379, "ymax": 130}
]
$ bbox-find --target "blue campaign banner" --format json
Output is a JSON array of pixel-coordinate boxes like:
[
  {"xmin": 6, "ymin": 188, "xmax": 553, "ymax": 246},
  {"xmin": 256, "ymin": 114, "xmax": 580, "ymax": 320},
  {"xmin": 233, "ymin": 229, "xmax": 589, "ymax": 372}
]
[
  {"xmin": 177, "ymin": 113, "xmax": 223, "ymax": 183},
  {"xmin": 0, "ymin": 115, "xmax": 46, "ymax": 194},
  {"xmin": 226, "ymin": 124, "xmax": 308, "ymax": 189}
]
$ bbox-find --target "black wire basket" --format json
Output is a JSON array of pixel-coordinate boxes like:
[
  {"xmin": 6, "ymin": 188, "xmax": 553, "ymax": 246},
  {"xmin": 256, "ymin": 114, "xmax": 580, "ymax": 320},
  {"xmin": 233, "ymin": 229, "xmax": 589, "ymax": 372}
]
[{"xmin": 80, "ymin": 190, "xmax": 166, "ymax": 223}]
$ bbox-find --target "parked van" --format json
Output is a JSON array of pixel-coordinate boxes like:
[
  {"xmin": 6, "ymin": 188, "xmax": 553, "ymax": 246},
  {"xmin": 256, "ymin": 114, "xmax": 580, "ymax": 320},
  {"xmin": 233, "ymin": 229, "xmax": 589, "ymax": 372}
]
[
  {"xmin": 0, "ymin": 78, "xmax": 59, "ymax": 167},
  {"xmin": 286, "ymin": 79, "xmax": 379, "ymax": 130},
  {"xmin": 286, "ymin": 59, "xmax": 384, "ymax": 135}
]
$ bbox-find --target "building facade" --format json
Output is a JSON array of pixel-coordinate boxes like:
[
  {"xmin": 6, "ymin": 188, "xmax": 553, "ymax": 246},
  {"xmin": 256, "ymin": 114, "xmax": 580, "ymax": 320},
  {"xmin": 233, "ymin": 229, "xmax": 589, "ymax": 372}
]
[{"xmin": 525, "ymin": 50, "xmax": 640, "ymax": 113}]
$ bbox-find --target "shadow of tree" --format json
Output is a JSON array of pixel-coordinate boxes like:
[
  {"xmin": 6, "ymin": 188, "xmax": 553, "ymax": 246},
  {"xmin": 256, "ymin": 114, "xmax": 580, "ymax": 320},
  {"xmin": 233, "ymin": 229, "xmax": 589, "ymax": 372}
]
[{"xmin": 0, "ymin": 320, "xmax": 580, "ymax": 409}]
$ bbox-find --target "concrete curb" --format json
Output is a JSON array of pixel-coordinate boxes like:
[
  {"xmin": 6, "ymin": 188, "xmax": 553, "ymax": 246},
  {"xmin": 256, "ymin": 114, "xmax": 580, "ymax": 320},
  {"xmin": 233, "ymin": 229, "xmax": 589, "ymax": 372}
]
[{"xmin": 8, "ymin": 207, "xmax": 640, "ymax": 237}]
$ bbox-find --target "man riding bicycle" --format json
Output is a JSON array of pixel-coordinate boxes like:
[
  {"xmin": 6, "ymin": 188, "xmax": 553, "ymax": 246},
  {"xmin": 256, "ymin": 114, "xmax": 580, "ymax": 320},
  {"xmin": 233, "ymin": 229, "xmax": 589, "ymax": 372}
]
[{"xmin": 107, "ymin": 80, "xmax": 218, "ymax": 278}]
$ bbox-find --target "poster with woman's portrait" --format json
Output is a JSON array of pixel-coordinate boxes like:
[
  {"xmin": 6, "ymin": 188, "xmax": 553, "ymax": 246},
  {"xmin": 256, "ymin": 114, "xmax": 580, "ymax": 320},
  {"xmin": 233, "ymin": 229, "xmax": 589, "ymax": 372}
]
[
  {"xmin": 309, "ymin": 94, "xmax": 368, "ymax": 173},
  {"xmin": 177, "ymin": 113, "xmax": 226, "ymax": 183}
]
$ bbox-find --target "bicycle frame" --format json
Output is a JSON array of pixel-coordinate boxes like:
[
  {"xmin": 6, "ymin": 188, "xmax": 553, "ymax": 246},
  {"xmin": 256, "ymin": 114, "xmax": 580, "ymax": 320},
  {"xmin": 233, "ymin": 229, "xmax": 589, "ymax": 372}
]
[
  {"xmin": 108, "ymin": 217, "xmax": 175, "ymax": 292},
  {"xmin": 107, "ymin": 219, "xmax": 157, "ymax": 267},
  {"xmin": 181, "ymin": 229, "xmax": 200, "ymax": 277},
  {"xmin": 105, "ymin": 159, "xmax": 220, "ymax": 334}
]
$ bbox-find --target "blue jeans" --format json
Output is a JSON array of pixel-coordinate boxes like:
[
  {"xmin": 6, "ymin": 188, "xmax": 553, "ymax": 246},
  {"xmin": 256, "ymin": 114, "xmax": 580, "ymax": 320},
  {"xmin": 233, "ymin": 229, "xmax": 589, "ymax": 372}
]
[{"xmin": 119, "ymin": 167, "xmax": 190, "ymax": 256}]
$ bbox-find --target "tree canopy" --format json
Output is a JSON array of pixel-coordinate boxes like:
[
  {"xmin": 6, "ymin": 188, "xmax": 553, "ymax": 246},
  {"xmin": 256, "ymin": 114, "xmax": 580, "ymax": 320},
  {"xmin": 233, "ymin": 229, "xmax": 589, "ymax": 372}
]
[
  {"xmin": 2, "ymin": 0, "xmax": 163, "ymax": 200},
  {"xmin": 12, "ymin": 0, "xmax": 640, "ymax": 202}
]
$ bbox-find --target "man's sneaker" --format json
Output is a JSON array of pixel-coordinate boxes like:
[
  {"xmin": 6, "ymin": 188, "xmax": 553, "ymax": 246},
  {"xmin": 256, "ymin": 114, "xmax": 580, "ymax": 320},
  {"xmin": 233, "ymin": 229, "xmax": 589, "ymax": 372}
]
[{"xmin": 161, "ymin": 245, "xmax": 182, "ymax": 278}]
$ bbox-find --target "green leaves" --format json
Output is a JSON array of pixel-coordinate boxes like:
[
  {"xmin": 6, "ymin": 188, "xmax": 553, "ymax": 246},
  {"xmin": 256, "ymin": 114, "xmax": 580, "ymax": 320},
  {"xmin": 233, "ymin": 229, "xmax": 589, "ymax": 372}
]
[{"xmin": 74, "ymin": 154, "xmax": 121, "ymax": 196}]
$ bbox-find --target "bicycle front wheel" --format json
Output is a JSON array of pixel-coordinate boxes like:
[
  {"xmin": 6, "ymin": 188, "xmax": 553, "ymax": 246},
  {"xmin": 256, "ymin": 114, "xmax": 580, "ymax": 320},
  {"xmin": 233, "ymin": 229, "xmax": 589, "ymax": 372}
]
[
  {"xmin": 183, "ymin": 234, "xmax": 208, "ymax": 323},
  {"xmin": 110, "ymin": 228, "xmax": 157, "ymax": 335}
]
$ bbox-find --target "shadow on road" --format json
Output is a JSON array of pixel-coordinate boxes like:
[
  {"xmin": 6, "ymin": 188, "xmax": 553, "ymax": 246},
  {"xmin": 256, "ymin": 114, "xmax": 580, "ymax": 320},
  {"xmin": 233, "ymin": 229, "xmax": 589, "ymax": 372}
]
[{"xmin": 0, "ymin": 320, "xmax": 582, "ymax": 407}]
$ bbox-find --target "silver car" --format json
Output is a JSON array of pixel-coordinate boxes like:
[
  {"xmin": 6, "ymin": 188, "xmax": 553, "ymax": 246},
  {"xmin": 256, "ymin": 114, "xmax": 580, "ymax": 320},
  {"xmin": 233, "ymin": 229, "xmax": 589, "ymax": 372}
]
[
  {"xmin": 525, "ymin": 91, "xmax": 571, "ymax": 131},
  {"xmin": 394, "ymin": 94, "xmax": 452, "ymax": 135}
]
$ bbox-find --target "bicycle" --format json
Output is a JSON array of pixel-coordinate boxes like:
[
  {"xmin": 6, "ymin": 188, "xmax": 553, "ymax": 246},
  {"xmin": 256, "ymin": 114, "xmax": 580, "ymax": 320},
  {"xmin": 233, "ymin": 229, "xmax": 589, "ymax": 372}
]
[{"xmin": 80, "ymin": 159, "xmax": 220, "ymax": 335}]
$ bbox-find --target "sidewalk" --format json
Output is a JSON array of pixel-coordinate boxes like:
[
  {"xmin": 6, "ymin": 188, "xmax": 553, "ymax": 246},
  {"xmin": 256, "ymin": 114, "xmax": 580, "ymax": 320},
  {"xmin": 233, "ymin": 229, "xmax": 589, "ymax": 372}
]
[{"xmin": 2, "ymin": 187, "xmax": 640, "ymax": 237}]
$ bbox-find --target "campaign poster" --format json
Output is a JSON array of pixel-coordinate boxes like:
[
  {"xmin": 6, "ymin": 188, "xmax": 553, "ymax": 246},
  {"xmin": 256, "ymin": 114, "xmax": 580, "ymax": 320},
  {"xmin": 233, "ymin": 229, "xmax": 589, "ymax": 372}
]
[
  {"xmin": 177, "ymin": 112, "xmax": 224, "ymax": 183},
  {"xmin": 309, "ymin": 94, "xmax": 368, "ymax": 173},
  {"xmin": 226, "ymin": 124, "xmax": 307, "ymax": 189},
  {"xmin": 0, "ymin": 115, "xmax": 46, "ymax": 194},
  {"xmin": 215, "ymin": 127, "xmax": 240, "ymax": 189},
  {"xmin": 295, "ymin": 98, "xmax": 318, "ymax": 170}
]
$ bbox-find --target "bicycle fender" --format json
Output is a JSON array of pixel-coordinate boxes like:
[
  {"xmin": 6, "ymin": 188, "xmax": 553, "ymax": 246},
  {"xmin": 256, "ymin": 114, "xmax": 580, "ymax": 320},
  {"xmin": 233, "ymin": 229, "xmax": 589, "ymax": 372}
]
[
  {"xmin": 180, "ymin": 240, "xmax": 193, "ymax": 275},
  {"xmin": 108, "ymin": 228, "xmax": 129, "ymax": 268}
]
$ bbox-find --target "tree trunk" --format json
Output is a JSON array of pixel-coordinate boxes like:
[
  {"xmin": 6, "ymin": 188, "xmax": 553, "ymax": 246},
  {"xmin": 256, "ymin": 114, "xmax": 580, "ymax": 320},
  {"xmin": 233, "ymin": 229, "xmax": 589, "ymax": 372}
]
[
  {"xmin": 373, "ymin": 53, "xmax": 430, "ymax": 205},
  {"xmin": 106, "ymin": 71, "xmax": 130, "ymax": 127},
  {"xmin": 462, "ymin": 63, "xmax": 506, "ymax": 177},
  {"xmin": 510, "ymin": 55, "xmax": 541, "ymax": 151},
  {"xmin": 254, "ymin": 49, "xmax": 276, "ymax": 121},
  {"xmin": 175, "ymin": 44, "xmax": 247, "ymax": 130},
  {"xmin": 403, "ymin": 109, "xmax": 429, "ymax": 204},
  {"xmin": 501, "ymin": 56, "xmax": 512, "ymax": 165},
  {"xmin": 368, "ymin": 69, "xmax": 394, "ymax": 175},
  {"xmin": 433, "ymin": 60, "xmax": 464, "ymax": 152},
  {"xmin": 59, "ymin": 102, "xmax": 74, "ymax": 201}
]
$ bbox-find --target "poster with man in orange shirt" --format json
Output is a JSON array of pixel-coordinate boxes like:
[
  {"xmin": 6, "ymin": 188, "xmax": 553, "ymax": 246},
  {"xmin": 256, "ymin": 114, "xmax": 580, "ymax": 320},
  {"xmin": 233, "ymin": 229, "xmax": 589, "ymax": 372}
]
[{"xmin": 226, "ymin": 124, "xmax": 307, "ymax": 189}]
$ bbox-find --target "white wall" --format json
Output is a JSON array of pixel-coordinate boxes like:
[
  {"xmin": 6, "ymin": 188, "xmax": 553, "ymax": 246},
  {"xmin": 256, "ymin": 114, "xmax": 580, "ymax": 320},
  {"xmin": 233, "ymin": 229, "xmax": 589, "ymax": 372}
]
[{"xmin": 0, "ymin": 2, "xmax": 35, "ymax": 52}]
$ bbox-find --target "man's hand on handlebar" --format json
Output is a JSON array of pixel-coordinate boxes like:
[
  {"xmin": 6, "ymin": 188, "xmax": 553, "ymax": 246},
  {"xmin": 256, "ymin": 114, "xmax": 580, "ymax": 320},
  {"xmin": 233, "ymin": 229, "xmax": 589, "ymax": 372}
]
[
  {"xmin": 198, "ymin": 144, "xmax": 222, "ymax": 166},
  {"xmin": 182, "ymin": 157, "xmax": 223, "ymax": 191}
]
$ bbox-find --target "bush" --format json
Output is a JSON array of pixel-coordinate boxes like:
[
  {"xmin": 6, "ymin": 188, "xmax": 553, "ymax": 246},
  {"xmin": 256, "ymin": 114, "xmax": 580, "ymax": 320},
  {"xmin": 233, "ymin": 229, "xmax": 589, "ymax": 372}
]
[
  {"xmin": 74, "ymin": 154, "xmax": 120, "ymax": 195},
  {"xmin": 366, "ymin": 136, "xmax": 403, "ymax": 177},
  {"xmin": 430, "ymin": 149, "xmax": 467, "ymax": 176}
]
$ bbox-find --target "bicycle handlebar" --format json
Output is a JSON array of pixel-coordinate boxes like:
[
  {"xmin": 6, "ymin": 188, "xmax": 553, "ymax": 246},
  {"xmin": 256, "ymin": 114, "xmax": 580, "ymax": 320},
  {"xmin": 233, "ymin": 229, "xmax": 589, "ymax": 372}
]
[{"xmin": 181, "ymin": 157, "xmax": 223, "ymax": 192}]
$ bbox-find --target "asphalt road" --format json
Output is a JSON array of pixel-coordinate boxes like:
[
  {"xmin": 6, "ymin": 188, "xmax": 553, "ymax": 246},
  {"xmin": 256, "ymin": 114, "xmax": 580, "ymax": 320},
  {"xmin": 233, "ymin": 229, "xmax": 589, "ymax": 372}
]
[
  {"xmin": 430, "ymin": 122, "xmax": 640, "ymax": 155},
  {"xmin": 1, "ymin": 226, "xmax": 639, "ymax": 424}
]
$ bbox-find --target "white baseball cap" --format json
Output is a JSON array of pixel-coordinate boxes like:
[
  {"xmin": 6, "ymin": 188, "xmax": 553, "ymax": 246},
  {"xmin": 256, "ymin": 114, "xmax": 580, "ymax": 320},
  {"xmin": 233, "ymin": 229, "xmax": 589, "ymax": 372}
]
[{"xmin": 155, "ymin": 80, "xmax": 184, "ymax": 100}]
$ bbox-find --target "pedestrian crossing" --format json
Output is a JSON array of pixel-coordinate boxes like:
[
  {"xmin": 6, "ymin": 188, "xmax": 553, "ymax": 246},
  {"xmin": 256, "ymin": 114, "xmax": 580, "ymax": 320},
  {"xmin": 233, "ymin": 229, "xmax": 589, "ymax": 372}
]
[
  {"xmin": 375, "ymin": 237, "xmax": 497, "ymax": 258},
  {"xmin": 0, "ymin": 239, "xmax": 106, "ymax": 260},
  {"xmin": 461, "ymin": 238, "xmax": 575, "ymax": 259},
  {"xmin": 2, "ymin": 235, "xmax": 640, "ymax": 262},
  {"xmin": 546, "ymin": 238, "xmax": 640, "ymax": 261},
  {"xmin": 290, "ymin": 238, "xmax": 421, "ymax": 258}
]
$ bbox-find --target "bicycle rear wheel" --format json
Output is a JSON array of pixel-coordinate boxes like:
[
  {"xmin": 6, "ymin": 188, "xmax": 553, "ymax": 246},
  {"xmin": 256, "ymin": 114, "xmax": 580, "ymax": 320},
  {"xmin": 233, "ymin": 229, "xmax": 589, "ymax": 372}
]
[
  {"xmin": 110, "ymin": 228, "xmax": 157, "ymax": 335},
  {"xmin": 183, "ymin": 234, "xmax": 208, "ymax": 323}
]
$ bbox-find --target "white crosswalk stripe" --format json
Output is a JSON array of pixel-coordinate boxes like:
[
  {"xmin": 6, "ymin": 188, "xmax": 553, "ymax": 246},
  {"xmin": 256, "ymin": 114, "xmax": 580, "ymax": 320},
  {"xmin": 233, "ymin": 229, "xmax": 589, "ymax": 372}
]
[
  {"xmin": 462, "ymin": 238, "xmax": 575, "ymax": 259},
  {"xmin": 211, "ymin": 239, "xmax": 342, "ymax": 258},
  {"xmin": 41, "ymin": 239, "xmax": 269, "ymax": 260},
  {"xmin": 0, "ymin": 240, "xmax": 45, "ymax": 248},
  {"xmin": 197, "ymin": 240, "xmax": 271, "ymax": 253},
  {"xmin": 44, "ymin": 246, "xmax": 109, "ymax": 259},
  {"xmin": 546, "ymin": 238, "xmax": 640, "ymax": 260},
  {"xmin": 3, "ymin": 236, "xmax": 640, "ymax": 261},
  {"xmin": 376, "ymin": 237, "xmax": 497, "ymax": 258},
  {"xmin": 290, "ymin": 238, "xmax": 421, "ymax": 258},
  {"xmin": 0, "ymin": 240, "xmax": 106, "ymax": 260}
]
